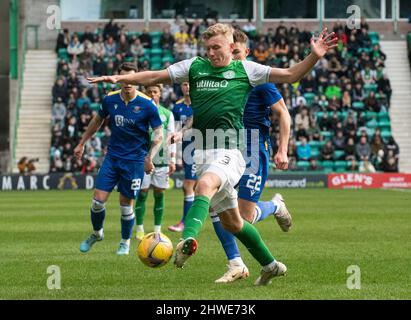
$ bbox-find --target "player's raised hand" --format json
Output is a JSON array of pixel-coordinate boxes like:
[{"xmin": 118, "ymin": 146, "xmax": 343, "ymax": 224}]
[
  {"xmin": 74, "ymin": 143, "xmax": 85, "ymax": 161},
  {"xmin": 310, "ymin": 27, "xmax": 338, "ymax": 58},
  {"xmin": 274, "ymin": 150, "xmax": 289, "ymax": 170},
  {"xmin": 87, "ymin": 75, "xmax": 119, "ymax": 84}
]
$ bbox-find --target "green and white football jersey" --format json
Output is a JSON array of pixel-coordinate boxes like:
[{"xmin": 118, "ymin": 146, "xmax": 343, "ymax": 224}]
[{"xmin": 167, "ymin": 57, "xmax": 271, "ymax": 149}]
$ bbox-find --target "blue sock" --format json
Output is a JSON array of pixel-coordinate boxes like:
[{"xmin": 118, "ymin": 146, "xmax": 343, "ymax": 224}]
[
  {"xmin": 255, "ymin": 201, "xmax": 277, "ymax": 223},
  {"xmin": 182, "ymin": 195, "xmax": 194, "ymax": 223},
  {"xmin": 211, "ymin": 213, "xmax": 240, "ymax": 260},
  {"xmin": 120, "ymin": 206, "xmax": 135, "ymax": 240},
  {"xmin": 90, "ymin": 199, "xmax": 105, "ymax": 231}
]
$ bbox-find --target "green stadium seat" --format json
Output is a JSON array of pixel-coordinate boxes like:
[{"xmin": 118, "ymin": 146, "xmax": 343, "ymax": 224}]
[
  {"xmin": 366, "ymin": 119, "xmax": 379, "ymax": 129},
  {"xmin": 151, "ymin": 62, "xmax": 162, "ymax": 70},
  {"xmin": 162, "ymin": 56, "xmax": 175, "ymax": 64},
  {"xmin": 150, "ymin": 48, "xmax": 162, "ymax": 56},
  {"xmin": 364, "ymin": 83, "xmax": 378, "ymax": 96},
  {"xmin": 334, "ymin": 150, "xmax": 345, "ymax": 160},
  {"xmin": 150, "ymin": 56, "xmax": 162, "ymax": 64},
  {"xmin": 127, "ymin": 31, "xmax": 141, "ymax": 39},
  {"xmin": 365, "ymin": 111, "xmax": 378, "ymax": 120},
  {"xmin": 378, "ymin": 111, "xmax": 390, "ymax": 121},
  {"xmin": 90, "ymin": 103, "xmax": 100, "ymax": 111},
  {"xmin": 58, "ymin": 48, "xmax": 68, "ymax": 60},
  {"xmin": 95, "ymin": 131, "xmax": 104, "ymax": 138},
  {"xmin": 138, "ymin": 55, "xmax": 150, "ymax": 63},
  {"xmin": 315, "ymin": 111, "xmax": 324, "ymax": 120},
  {"xmin": 369, "ymin": 31, "xmax": 380, "ymax": 45},
  {"xmin": 318, "ymin": 140, "xmax": 328, "ymax": 147},
  {"xmin": 303, "ymin": 92, "xmax": 316, "ymax": 107},
  {"xmin": 381, "ymin": 130, "xmax": 392, "ymax": 140},
  {"xmin": 322, "ymin": 160, "xmax": 334, "ymax": 172},
  {"xmin": 352, "ymin": 101, "xmax": 365, "ymax": 111},
  {"xmin": 378, "ymin": 120, "xmax": 391, "ymax": 130},
  {"xmin": 309, "ymin": 140, "xmax": 321, "ymax": 148},
  {"xmin": 320, "ymin": 131, "xmax": 332, "ymax": 139},
  {"xmin": 310, "ymin": 149, "xmax": 320, "ymax": 159},
  {"xmin": 297, "ymin": 161, "xmax": 310, "ymax": 171},
  {"xmin": 334, "ymin": 160, "xmax": 347, "ymax": 172}
]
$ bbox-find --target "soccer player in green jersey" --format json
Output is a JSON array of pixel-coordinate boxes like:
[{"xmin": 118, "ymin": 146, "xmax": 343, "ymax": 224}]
[
  {"xmin": 89, "ymin": 23, "xmax": 338, "ymax": 285},
  {"xmin": 135, "ymin": 84, "xmax": 176, "ymax": 240}
]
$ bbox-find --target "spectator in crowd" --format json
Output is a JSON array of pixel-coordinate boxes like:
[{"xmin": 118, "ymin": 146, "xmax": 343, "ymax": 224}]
[
  {"xmin": 104, "ymin": 36, "xmax": 117, "ymax": 57},
  {"xmin": 103, "ymin": 19, "xmax": 120, "ymax": 40},
  {"xmin": 160, "ymin": 27, "xmax": 175, "ymax": 51},
  {"xmin": 52, "ymin": 78, "xmax": 68, "ymax": 103},
  {"xmin": 296, "ymin": 137, "xmax": 311, "ymax": 161},
  {"xmin": 17, "ymin": 157, "xmax": 39, "ymax": 175},
  {"xmin": 56, "ymin": 29, "xmax": 70, "ymax": 53},
  {"xmin": 309, "ymin": 159, "xmax": 323, "ymax": 171},
  {"xmin": 364, "ymin": 90, "xmax": 380, "ymax": 112},
  {"xmin": 332, "ymin": 130, "xmax": 345, "ymax": 151},
  {"xmin": 382, "ymin": 150, "xmax": 398, "ymax": 172},
  {"xmin": 345, "ymin": 137, "xmax": 356, "ymax": 161},
  {"xmin": 93, "ymin": 35, "xmax": 106, "ymax": 57},
  {"xmin": 52, "ymin": 97, "xmax": 67, "ymax": 128},
  {"xmin": 359, "ymin": 158, "xmax": 376, "ymax": 173},
  {"xmin": 67, "ymin": 35, "xmax": 84, "ymax": 59},
  {"xmin": 321, "ymin": 140, "xmax": 334, "ymax": 160},
  {"xmin": 81, "ymin": 26, "xmax": 95, "ymax": 43},
  {"xmin": 356, "ymin": 136, "xmax": 371, "ymax": 161},
  {"xmin": 253, "ymin": 43, "xmax": 269, "ymax": 64},
  {"xmin": 294, "ymin": 107, "xmax": 310, "ymax": 131}
]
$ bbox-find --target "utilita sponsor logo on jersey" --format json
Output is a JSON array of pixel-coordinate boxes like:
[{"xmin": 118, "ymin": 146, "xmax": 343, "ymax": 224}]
[
  {"xmin": 331, "ymin": 173, "xmax": 373, "ymax": 187},
  {"xmin": 196, "ymin": 79, "xmax": 229, "ymax": 90}
]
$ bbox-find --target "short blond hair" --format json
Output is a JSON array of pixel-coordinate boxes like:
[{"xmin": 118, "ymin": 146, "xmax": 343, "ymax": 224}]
[{"xmin": 201, "ymin": 23, "xmax": 234, "ymax": 42}]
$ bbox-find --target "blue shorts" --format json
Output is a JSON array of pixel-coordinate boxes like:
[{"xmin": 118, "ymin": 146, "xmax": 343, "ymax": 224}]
[
  {"xmin": 183, "ymin": 162, "xmax": 197, "ymax": 180},
  {"xmin": 182, "ymin": 142, "xmax": 197, "ymax": 180},
  {"xmin": 95, "ymin": 155, "xmax": 144, "ymax": 200},
  {"xmin": 238, "ymin": 140, "xmax": 270, "ymax": 203}
]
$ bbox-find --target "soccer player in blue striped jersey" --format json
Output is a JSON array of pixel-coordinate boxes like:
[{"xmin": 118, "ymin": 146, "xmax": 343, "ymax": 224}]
[
  {"xmin": 75, "ymin": 62, "xmax": 163, "ymax": 256},
  {"xmin": 168, "ymin": 82, "xmax": 197, "ymax": 232},
  {"xmin": 211, "ymin": 30, "xmax": 293, "ymax": 283}
]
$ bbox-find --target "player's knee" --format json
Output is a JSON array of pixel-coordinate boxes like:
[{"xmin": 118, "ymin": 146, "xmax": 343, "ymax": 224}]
[
  {"xmin": 195, "ymin": 178, "xmax": 217, "ymax": 197},
  {"xmin": 91, "ymin": 198, "xmax": 105, "ymax": 213},
  {"xmin": 120, "ymin": 205, "xmax": 135, "ymax": 220}
]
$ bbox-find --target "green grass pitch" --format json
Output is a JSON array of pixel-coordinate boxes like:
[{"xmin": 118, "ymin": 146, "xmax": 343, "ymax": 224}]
[{"xmin": 0, "ymin": 188, "xmax": 410, "ymax": 299}]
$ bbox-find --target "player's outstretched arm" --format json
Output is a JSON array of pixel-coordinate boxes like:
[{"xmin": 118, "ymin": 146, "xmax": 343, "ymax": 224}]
[
  {"xmin": 74, "ymin": 114, "xmax": 105, "ymax": 160},
  {"xmin": 271, "ymin": 99, "xmax": 291, "ymax": 170},
  {"xmin": 88, "ymin": 69, "xmax": 172, "ymax": 87},
  {"xmin": 269, "ymin": 27, "xmax": 338, "ymax": 84}
]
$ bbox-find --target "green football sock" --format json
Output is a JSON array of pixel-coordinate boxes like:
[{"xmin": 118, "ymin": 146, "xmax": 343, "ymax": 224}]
[
  {"xmin": 234, "ymin": 220, "xmax": 275, "ymax": 266},
  {"xmin": 153, "ymin": 191, "xmax": 164, "ymax": 226},
  {"xmin": 135, "ymin": 191, "xmax": 148, "ymax": 225},
  {"xmin": 182, "ymin": 195, "xmax": 210, "ymax": 239}
]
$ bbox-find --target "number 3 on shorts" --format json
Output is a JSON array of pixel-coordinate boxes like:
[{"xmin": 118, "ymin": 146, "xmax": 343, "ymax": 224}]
[{"xmin": 131, "ymin": 179, "xmax": 141, "ymax": 191}]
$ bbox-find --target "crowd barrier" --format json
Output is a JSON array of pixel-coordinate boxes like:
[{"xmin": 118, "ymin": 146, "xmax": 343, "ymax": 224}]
[{"xmin": 1, "ymin": 173, "xmax": 410, "ymax": 191}]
